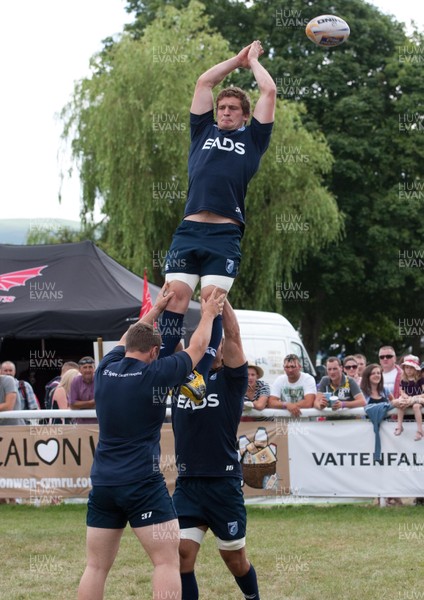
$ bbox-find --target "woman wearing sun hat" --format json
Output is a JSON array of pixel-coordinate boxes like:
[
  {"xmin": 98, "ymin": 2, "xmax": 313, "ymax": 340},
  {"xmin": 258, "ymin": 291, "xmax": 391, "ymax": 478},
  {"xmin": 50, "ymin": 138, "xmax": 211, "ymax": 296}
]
[
  {"xmin": 392, "ymin": 354, "xmax": 424, "ymax": 440},
  {"xmin": 244, "ymin": 362, "xmax": 270, "ymax": 411}
]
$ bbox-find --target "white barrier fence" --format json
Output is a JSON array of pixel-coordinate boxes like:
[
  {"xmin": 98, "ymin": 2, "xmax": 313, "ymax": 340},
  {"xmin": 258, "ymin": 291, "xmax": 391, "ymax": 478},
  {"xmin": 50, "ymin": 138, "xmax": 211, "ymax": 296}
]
[
  {"xmin": 0, "ymin": 406, "xmax": 400, "ymax": 419},
  {"xmin": 0, "ymin": 408, "xmax": 422, "ymax": 501}
]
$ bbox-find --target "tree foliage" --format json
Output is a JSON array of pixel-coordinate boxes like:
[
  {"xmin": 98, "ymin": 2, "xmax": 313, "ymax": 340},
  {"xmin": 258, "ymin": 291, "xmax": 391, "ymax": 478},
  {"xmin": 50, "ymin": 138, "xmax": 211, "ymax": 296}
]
[
  {"xmin": 25, "ymin": 222, "xmax": 101, "ymax": 245},
  {"xmin": 236, "ymin": 100, "xmax": 342, "ymax": 310}
]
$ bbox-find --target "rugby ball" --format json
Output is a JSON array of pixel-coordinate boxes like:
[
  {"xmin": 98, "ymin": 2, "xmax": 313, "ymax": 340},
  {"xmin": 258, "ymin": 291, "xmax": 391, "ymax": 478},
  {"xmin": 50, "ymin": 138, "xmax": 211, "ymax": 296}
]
[{"xmin": 305, "ymin": 14, "xmax": 350, "ymax": 47}]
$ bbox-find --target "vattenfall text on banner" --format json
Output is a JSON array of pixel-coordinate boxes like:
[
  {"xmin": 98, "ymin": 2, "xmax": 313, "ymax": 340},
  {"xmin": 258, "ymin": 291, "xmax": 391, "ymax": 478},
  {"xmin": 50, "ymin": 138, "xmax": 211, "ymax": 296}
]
[{"xmin": 289, "ymin": 420, "xmax": 424, "ymax": 497}]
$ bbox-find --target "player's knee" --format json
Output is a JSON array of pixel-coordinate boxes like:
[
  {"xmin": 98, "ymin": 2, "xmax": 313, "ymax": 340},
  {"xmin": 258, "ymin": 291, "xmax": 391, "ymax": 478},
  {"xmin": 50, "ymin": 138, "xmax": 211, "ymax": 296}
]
[
  {"xmin": 178, "ymin": 538, "xmax": 199, "ymax": 572},
  {"xmin": 164, "ymin": 279, "xmax": 193, "ymax": 310},
  {"xmin": 200, "ymin": 285, "xmax": 227, "ymax": 301},
  {"xmin": 220, "ymin": 550, "xmax": 249, "ymax": 577}
]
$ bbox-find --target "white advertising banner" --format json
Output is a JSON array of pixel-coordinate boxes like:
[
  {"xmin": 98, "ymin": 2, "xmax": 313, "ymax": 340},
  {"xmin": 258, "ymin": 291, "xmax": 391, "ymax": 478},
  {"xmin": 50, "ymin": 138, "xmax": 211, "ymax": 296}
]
[{"xmin": 288, "ymin": 420, "xmax": 424, "ymax": 497}]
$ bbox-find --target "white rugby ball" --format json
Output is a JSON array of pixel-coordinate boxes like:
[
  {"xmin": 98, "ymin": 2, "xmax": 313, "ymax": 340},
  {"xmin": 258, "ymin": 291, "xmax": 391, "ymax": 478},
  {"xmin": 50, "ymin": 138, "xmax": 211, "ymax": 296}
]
[{"xmin": 305, "ymin": 14, "xmax": 350, "ymax": 47}]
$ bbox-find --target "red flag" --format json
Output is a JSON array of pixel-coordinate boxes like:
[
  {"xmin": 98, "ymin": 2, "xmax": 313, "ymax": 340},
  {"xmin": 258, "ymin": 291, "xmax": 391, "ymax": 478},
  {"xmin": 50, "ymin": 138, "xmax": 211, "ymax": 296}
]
[{"xmin": 139, "ymin": 268, "xmax": 153, "ymax": 318}]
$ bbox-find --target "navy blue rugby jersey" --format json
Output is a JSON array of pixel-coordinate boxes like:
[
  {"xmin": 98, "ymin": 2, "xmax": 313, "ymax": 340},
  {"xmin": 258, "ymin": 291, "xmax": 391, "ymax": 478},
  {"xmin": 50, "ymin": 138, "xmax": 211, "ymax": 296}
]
[
  {"xmin": 184, "ymin": 111, "xmax": 273, "ymax": 226},
  {"xmin": 171, "ymin": 363, "xmax": 248, "ymax": 478},
  {"xmin": 91, "ymin": 345, "xmax": 192, "ymax": 486}
]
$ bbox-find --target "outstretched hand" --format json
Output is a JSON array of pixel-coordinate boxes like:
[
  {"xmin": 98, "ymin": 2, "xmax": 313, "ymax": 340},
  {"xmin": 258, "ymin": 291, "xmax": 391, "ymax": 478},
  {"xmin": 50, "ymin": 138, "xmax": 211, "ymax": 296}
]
[
  {"xmin": 247, "ymin": 40, "xmax": 264, "ymax": 64},
  {"xmin": 236, "ymin": 43, "xmax": 253, "ymax": 68},
  {"xmin": 154, "ymin": 282, "xmax": 175, "ymax": 312},
  {"xmin": 202, "ymin": 287, "xmax": 226, "ymax": 318},
  {"xmin": 236, "ymin": 41, "xmax": 264, "ymax": 69}
]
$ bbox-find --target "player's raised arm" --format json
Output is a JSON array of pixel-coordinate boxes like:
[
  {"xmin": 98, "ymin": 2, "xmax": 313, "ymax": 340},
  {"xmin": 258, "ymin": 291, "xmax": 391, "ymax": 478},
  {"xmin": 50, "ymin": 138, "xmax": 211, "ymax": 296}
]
[
  {"xmin": 248, "ymin": 40, "xmax": 277, "ymax": 124},
  {"xmin": 184, "ymin": 289, "xmax": 226, "ymax": 369},
  {"xmin": 222, "ymin": 299, "xmax": 246, "ymax": 369},
  {"xmin": 190, "ymin": 43, "xmax": 254, "ymax": 115},
  {"xmin": 117, "ymin": 284, "xmax": 175, "ymax": 347}
]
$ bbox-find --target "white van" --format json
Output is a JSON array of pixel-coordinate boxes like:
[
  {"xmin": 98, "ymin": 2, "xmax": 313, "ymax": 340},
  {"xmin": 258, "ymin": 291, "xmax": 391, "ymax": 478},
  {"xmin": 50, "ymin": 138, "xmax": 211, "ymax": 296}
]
[
  {"xmin": 94, "ymin": 309, "xmax": 315, "ymax": 386},
  {"xmin": 234, "ymin": 309, "xmax": 315, "ymax": 385}
]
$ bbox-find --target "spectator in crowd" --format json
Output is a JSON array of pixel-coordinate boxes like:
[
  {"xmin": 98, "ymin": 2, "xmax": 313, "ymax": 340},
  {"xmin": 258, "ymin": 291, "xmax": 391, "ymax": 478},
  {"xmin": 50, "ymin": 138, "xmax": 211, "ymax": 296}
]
[
  {"xmin": 379, "ymin": 346, "xmax": 402, "ymax": 397},
  {"xmin": 0, "ymin": 373, "xmax": 23, "ymax": 425},
  {"xmin": 391, "ymin": 355, "xmax": 424, "ymax": 440},
  {"xmin": 360, "ymin": 364, "xmax": 393, "ymax": 404},
  {"xmin": 416, "ymin": 358, "xmax": 424, "ymax": 505},
  {"xmin": 343, "ymin": 355, "xmax": 361, "ymax": 384},
  {"xmin": 50, "ymin": 368, "xmax": 80, "ymax": 424},
  {"xmin": 69, "ymin": 357, "xmax": 96, "ymax": 424},
  {"xmin": 44, "ymin": 361, "xmax": 80, "ymax": 410},
  {"xmin": 1, "ymin": 361, "xmax": 40, "ymax": 422},
  {"xmin": 361, "ymin": 364, "xmax": 398, "ymax": 505},
  {"xmin": 354, "ymin": 353, "xmax": 367, "ymax": 380},
  {"xmin": 0, "ymin": 373, "xmax": 23, "ymax": 503},
  {"xmin": 268, "ymin": 354, "xmax": 316, "ymax": 417},
  {"xmin": 243, "ymin": 362, "xmax": 270, "ymax": 411},
  {"xmin": 314, "ymin": 356, "xmax": 366, "ymax": 410},
  {"xmin": 77, "ymin": 285, "xmax": 224, "ymax": 600},
  {"xmin": 172, "ymin": 299, "xmax": 261, "ymax": 600}
]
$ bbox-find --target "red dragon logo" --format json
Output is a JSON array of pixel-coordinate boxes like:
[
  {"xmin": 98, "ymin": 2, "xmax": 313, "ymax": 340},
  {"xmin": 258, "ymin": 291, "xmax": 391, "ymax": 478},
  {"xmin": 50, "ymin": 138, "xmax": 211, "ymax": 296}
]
[{"xmin": 0, "ymin": 266, "xmax": 48, "ymax": 303}]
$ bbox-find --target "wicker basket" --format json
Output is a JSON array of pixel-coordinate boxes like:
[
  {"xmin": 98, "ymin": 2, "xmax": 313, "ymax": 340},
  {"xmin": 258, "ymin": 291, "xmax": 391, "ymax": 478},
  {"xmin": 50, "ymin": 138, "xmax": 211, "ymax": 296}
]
[{"xmin": 242, "ymin": 462, "xmax": 276, "ymax": 489}]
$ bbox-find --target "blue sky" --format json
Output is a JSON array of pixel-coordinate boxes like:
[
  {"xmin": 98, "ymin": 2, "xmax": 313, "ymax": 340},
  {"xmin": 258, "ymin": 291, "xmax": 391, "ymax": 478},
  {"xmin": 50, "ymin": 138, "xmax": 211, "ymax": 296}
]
[{"xmin": 0, "ymin": 0, "xmax": 422, "ymax": 223}]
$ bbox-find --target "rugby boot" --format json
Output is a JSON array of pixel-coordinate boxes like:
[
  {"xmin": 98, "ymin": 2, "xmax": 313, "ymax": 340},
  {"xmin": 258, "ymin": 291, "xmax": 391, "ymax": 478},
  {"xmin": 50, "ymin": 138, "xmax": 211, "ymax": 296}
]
[{"xmin": 181, "ymin": 370, "xmax": 206, "ymax": 404}]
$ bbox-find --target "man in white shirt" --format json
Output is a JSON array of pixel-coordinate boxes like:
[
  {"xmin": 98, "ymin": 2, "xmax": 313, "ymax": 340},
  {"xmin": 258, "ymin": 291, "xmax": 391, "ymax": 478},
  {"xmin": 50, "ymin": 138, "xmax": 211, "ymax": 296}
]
[
  {"xmin": 268, "ymin": 354, "xmax": 316, "ymax": 417},
  {"xmin": 378, "ymin": 345, "xmax": 402, "ymax": 397}
]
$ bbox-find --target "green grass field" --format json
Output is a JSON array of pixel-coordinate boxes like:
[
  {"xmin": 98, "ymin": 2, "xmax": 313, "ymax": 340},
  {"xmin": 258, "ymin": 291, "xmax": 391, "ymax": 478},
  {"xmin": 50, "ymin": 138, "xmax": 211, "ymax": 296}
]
[{"xmin": 1, "ymin": 502, "xmax": 423, "ymax": 600}]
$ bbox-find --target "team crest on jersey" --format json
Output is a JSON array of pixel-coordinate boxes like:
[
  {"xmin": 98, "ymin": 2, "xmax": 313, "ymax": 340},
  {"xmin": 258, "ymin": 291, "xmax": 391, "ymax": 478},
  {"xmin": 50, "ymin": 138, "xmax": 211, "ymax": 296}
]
[
  {"xmin": 227, "ymin": 521, "xmax": 239, "ymax": 536},
  {"xmin": 226, "ymin": 259, "xmax": 235, "ymax": 274}
]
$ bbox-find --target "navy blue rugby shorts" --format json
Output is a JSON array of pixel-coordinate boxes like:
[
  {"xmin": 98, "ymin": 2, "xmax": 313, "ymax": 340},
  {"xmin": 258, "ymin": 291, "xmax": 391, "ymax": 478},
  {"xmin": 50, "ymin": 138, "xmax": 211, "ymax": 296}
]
[
  {"xmin": 87, "ymin": 473, "xmax": 177, "ymax": 529},
  {"xmin": 164, "ymin": 221, "xmax": 242, "ymax": 279},
  {"xmin": 173, "ymin": 476, "xmax": 246, "ymax": 541}
]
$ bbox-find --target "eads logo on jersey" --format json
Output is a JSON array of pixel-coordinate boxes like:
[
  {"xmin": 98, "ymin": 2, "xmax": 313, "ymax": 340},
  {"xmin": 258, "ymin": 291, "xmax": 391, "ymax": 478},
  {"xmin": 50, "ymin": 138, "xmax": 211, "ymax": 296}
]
[
  {"xmin": 177, "ymin": 393, "xmax": 219, "ymax": 410},
  {"xmin": 202, "ymin": 137, "xmax": 246, "ymax": 155}
]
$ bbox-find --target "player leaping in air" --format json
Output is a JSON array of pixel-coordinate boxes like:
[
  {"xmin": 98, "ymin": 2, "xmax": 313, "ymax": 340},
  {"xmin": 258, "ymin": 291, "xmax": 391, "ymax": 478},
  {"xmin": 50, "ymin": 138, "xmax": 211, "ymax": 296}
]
[{"xmin": 158, "ymin": 40, "xmax": 276, "ymax": 402}]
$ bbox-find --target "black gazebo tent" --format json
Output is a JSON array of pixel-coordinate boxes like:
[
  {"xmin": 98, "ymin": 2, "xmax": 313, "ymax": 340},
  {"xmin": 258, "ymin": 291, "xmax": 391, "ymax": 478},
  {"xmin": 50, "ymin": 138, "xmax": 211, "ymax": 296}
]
[
  {"xmin": 0, "ymin": 241, "xmax": 200, "ymax": 400},
  {"xmin": 0, "ymin": 240, "xmax": 200, "ymax": 341}
]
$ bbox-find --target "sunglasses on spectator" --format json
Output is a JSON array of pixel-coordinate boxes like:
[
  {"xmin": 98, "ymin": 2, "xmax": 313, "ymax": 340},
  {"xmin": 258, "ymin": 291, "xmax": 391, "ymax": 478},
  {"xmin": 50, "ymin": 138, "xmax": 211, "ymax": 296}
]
[
  {"xmin": 379, "ymin": 354, "xmax": 394, "ymax": 360},
  {"xmin": 344, "ymin": 364, "xmax": 357, "ymax": 370}
]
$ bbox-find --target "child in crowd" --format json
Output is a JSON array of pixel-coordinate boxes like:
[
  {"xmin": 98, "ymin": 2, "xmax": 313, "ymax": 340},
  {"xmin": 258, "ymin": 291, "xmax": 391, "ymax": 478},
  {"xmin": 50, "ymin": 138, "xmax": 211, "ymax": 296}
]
[{"xmin": 392, "ymin": 355, "xmax": 424, "ymax": 440}]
